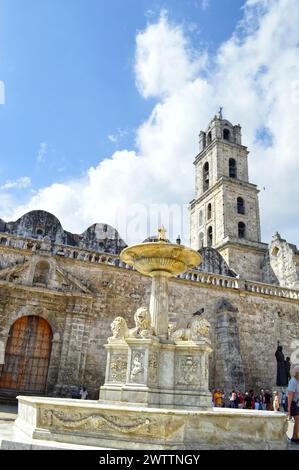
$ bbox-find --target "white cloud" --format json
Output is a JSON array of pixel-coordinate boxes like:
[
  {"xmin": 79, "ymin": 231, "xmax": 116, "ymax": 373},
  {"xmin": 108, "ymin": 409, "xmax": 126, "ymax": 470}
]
[
  {"xmin": 36, "ymin": 142, "xmax": 48, "ymax": 162},
  {"xmin": 3, "ymin": 0, "xmax": 299, "ymax": 247},
  {"xmin": 107, "ymin": 134, "xmax": 117, "ymax": 143},
  {"xmin": 200, "ymin": 0, "xmax": 210, "ymax": 11},
  {"xmin": 1, "ymin": 176, "xmax": 32, "ymax": 190},
  {"xmin": 135, "ymin": 11, "xmax": 207, "ymax": 99},
  {"xmin": 108, "ymin": 128, "xmax": 128, "ymax": 144}
]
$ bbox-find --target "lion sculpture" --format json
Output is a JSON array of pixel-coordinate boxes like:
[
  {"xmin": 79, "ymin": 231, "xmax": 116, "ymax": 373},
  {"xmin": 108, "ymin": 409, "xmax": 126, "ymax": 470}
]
[
  {"xmin": 129, "ymin": 306, "xmax": 156, "ymax": 338},
  {"xmin": 108, "ymin": 316, "xmax": 129, "ymax": 343},
  {"xmin": 170, "ymin": 316, "xmax": 210, "ymax": 342}
]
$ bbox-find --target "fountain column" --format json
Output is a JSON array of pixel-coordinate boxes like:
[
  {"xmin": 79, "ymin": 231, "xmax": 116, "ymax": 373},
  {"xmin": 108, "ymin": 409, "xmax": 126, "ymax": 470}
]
[{"xmin": 149, "ymin": 272, "xmax": 170, "ymax": 340}]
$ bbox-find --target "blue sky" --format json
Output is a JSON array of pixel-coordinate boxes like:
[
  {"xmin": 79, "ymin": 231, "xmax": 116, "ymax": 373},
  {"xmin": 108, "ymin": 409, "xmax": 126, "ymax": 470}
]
[
  {"xmin": 0, "ymin": 0, "xmax": 299, "ymax": 246},
  {"xmin": 0, "ymin": 0, "xmax": 243, "ymax": 190}
]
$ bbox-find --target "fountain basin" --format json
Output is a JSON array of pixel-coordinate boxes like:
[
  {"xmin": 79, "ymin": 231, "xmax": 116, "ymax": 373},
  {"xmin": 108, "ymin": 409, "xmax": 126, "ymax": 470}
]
[
  {"xmin": 120, "ymin": 242, "xmax": 201, "ymax": 277},
  {"xmin": 11, "ymin": 396, "xmax": 288, "ymax": 450}
]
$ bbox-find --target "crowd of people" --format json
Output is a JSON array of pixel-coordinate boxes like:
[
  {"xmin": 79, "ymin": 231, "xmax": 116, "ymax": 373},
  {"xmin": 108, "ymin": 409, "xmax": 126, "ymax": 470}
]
[
  {"xmin": 212, "ymin": 388, "xmax": 288, "ymax": 412},
  {"xmin": 212, "ymin": 365, "xmax": 299, "ymax": 444}
]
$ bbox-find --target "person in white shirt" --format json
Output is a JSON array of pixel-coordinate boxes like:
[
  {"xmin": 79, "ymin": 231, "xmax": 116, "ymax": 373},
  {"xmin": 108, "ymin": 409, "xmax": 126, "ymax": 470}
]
[
  {"xmin": 80, "ymin": 387, "xmax": 88, "ymax": 400},
  {"xmin": 288, "ymin": 365, "xmax": 299, "ymax": 444}
]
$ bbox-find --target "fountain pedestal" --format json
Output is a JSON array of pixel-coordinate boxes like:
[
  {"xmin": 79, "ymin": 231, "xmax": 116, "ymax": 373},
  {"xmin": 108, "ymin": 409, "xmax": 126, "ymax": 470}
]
[
  {"xmin": 100, "ymin": 337, "xmax": 212, "ymax": 409},
  {"xmin": 149, "ymin": 273, "xmax": 170, "ymax": 340}
]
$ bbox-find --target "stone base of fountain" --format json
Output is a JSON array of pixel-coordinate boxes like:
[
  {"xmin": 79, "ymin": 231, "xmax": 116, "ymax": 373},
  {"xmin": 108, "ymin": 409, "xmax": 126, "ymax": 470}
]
[
  {"xmin": 99, "ymin": 337, "xmax": 212, "ymax": 409},
  {"xmin": 12, "ymin": 329, "xmax": 288, "ymax": 450},
  {"xmin": 12, "ymin": 396, "xmax": 288, "ymax": 450}
]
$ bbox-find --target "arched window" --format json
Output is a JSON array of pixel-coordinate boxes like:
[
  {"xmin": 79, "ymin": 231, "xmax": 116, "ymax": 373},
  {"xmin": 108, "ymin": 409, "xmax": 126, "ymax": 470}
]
[
  {"xmin": 207, "ymin": 203, "xmax": 212, "ymax": 220},
  {"xmin": 203, "ymin": 162, "xmax": 209, "ymax": 192},
  {"xmin": 207, "ymin": 226, "xmax": 213, "ymax": 247},
  {"xmin": 33, "ymin": 261, "xmax": 50, "ymax": 286},
  {"xmin": 198, "ymin": 232, "xmax": 204, "ymax": 249},
  {"xmin": 237, "ymin": 197, "xmax": 245, "ymax": 214},
  {"xmin": 207, "ymin": 131, "xmax": 212, "ymax": 144},
  {"xmin": 229, "ymin": 158, "xmax": 237, "ymax": 178},
  {"xmin": 223, "ymin": 128, "xmax": 230, "ymax": 140},
  {"xmin": 238, "ymin": 222, "xmax": 246, "ymax": 239},
  {"xmin": 198, "ymin": 210, "xmax": 203, "ymax": 227}
]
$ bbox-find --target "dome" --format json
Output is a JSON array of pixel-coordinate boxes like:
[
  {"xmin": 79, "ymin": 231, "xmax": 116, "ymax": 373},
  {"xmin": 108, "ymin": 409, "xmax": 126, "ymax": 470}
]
[
  {"xmin": 80, "ymin": 223, "xmax": 127, "ymax": 254},
  {"xmin": 7, "ymin": 210, "xmax": 65, "ymax": 243},
  {"xmin": 1, "ymin": 210, "xmax": 128, "ymax": 253}
]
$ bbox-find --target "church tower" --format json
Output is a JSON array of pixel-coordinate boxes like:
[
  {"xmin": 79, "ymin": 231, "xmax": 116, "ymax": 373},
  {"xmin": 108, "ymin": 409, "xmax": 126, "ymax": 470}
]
[{"xmin": 190, "ymin": 111, "xmax": 268, "ymax": 281}]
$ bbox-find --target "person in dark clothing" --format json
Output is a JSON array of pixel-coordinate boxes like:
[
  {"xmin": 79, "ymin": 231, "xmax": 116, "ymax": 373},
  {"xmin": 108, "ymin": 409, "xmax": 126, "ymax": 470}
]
[
  {"xmin": 264, "ymin": 389, "xmax": 272, "ymax": 411},
  {"xmin": 281, "ymin": 391, "xmax": 288, "ymax": 412},
  {"xmin": 259, "ymin": 388, "xmax": 266, "ymax": 410},
  {"xmin": 251, "ymin": 390, "xmax": 256, "ymax": 409},
  {"xmin": 254, "ymin": 395, "xmax": 261, "ymax": 410},
  {"xmin": 229, "ymin": 390, "xmax": 238, "ymax": 408},
  {"xmin": 285, "ymin": 357, "xmax": 291, "ymax": 383},
  {"xmin": 244, "ymin": 392, "xmax": 252, "ymax": 409}
]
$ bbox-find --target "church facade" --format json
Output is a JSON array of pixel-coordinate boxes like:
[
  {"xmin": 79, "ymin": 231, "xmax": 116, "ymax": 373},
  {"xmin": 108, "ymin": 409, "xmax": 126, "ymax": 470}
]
[{"xmin": 0, "ymin": 114, "xmax": 299, "ymax": 400}]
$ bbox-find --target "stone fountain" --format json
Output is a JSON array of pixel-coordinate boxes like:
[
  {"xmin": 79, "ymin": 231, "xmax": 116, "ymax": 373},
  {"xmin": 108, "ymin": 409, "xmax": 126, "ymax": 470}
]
[
  {"xmin": 8, "ymin": 228, "xmax": 288, "ymax": 450},
  {"xmin": 100, "ymin": 226, "xmax": 212, "ymax": 409}
]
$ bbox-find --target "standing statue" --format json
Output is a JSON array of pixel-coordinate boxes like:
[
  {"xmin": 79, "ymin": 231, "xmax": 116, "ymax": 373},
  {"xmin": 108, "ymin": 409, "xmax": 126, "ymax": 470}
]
[{"xmin": 275, "ymin": 342, "xmax": 288, "ymax": 386}]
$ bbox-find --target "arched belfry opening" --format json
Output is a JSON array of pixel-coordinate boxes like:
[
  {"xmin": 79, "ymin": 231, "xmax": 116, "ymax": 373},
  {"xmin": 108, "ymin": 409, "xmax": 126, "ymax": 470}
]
[
  {"xmin": 223, "ymin": 128, "xmax": 230, "ymax": 140},
  {"xmin": 203, "ymin": 162, "xmax": 210, "ymax": 192},
  {"xmin": 207, "ymin": 203, "xmax": 212, "ymax": 220},
  {"xmin": 0, "ymin": 316, "xmax": 53, "ymax": 396},
  {"xmin": 238, "ymin": 222, "xmax": 246, "ymax": 239},
  {"xmin": 229, "ymin": 158, "xmax": 237, "ymax": 178},
  {"xmin": 237, "ymin": 197, "xmax": 245, "ymax": 214}
]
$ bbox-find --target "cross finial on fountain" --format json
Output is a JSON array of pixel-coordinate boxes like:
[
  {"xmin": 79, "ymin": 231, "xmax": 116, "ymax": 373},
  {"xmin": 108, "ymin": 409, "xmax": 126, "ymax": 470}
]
[{"xmin": 157, "ymin": 226, "xmax": 167, "ymax": 242}]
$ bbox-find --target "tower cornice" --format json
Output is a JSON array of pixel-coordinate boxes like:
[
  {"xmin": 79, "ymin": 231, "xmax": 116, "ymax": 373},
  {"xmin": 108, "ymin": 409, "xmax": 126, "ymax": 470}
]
[
  {"xmin": 193, "ymin": 139, "xmax": 249, "ymax": 166},
  {"xmin": 215, "ymin": 238, "xmax": 268, "ymax": 253},
  {"xmin": 190, "ymin": 176, "xmax": 259, "ymax": 209}
]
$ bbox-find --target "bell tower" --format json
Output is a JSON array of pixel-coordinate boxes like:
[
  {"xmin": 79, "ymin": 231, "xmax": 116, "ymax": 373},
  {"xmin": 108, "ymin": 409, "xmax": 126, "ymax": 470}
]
[{"xmin": 190, "ymin": 111, "xmax": 267, "ymax": 281}]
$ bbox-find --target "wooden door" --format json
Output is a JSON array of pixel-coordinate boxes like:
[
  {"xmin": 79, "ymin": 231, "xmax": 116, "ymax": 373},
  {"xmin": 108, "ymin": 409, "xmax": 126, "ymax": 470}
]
[{"xmin": 0, "ymin": 316, "xmax": 52, "ymax": 394}]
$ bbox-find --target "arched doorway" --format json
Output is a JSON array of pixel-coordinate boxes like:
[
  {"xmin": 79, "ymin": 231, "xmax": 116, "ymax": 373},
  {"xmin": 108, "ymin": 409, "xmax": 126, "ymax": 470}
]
[{"xmin": 0, "ymin": 316, "xmax": 52, "ymax": 395}]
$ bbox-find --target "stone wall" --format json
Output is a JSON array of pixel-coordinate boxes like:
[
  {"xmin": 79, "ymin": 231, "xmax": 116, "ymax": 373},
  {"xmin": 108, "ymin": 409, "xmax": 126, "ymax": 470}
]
[
  {"xmin": 168, "ymin": 274, "xmax": 299, "ymax": 392},
  {"xmin": 219, "ymin": 244, "xmax": 267, "ymax": 282}
]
